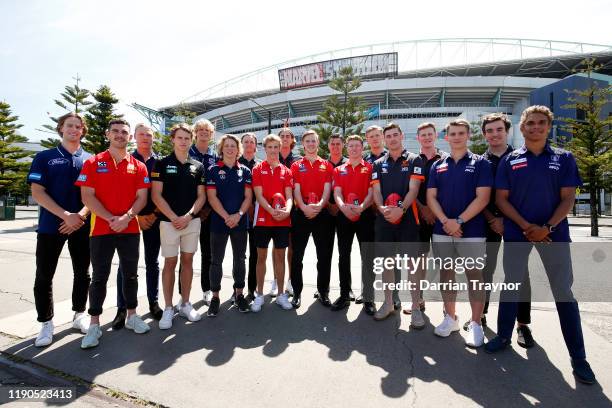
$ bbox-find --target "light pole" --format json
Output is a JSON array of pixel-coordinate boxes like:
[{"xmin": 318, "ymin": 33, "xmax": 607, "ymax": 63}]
[{"xmin": 249, "ymin": 98, "xmax": 272, "ymax": 135}]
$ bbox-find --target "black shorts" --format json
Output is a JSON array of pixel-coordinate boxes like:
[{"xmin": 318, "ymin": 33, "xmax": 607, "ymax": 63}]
[{"xmin": 254, "ymin": 226, "xmax": 290, "ymax": 249}]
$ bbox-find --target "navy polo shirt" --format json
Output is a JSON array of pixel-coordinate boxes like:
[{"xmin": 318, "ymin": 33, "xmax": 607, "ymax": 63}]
[
  {"xmin": 328, "ymin": 156, "xmax": 347, "ymax": 204},
  {"xmin": 206, "ymin": 162, "xmax": 252, "ymax": 233},
  {"xmin": 27, "ymin": 145, "xmax": 91, "ymax": 234},
  {"xmin": 482, "ymin": 145, "xmax": 513, "ymax": 217},
  {"xmin": 371, "ymin": 150, "xmax": 425, "ymax": 225},
  {"xmin": 280, "ymin": 151, "xmax": 302, "ymax": 168},
  {"xmin": 495, "ymin": 144, "xmax": 582, "ymax": 242},
  {"xmin": 364, "ymin": 150, "xmax": 387, "ymax": 165},
  {"xmin": 427, "ymin": 151, "xmax": 493, "ymax": 238},
  {"xmin": 417, "ymin": 149, "xmax": 447, "ymax": 205},
  {"xmin": 132, "ymin": 150, "xmax": 158, "ymax": 215},
  {"xmin": 189, "ymin": 145, "xmax": 217, "ymax": 176}
]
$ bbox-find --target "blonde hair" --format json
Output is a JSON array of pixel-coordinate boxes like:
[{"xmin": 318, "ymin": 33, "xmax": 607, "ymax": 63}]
[
  {"xmin": 301, "ymin": 129, "xmax": 319, "ymax": 142},
  {"xmin": 365, "ymin": 125, "xmax": 383, "ymax": 135},
  {"xmin": 193, "ymin": 119, "xmax": 215, "ymax": 132},
  {"xmin": 346, "ymin": 134, "xmax": 363, "ymax": 145},
  {"xmin": 217, "ymin": 134, "xmax": 242, "ymax": 158},
  {"xmin": 263, "ymin": 133, "xmax": 282, "ymax": 147}
]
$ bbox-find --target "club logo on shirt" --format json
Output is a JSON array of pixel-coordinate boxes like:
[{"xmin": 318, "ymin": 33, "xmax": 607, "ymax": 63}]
[
  {"xmin": 261, "ymin": 171, "xmax": 268, "ymax": 175},
  {"xmin": 48, "ymin": 158, "xmax": 70, "ymax": 166},
  {"xmin": 97, "ymin": 161, "xmax": 107, "ymax": 167},
  {"xmin": 436, "ymin": 163, "xmax": 448, "ymax": 173},
  {"xmin": 144, "ymin": 177, "xmax": 150, "ymax": 183},
  {"xmin": 127, "ymin": 163, "xmax": 136, "ymax": 174},
  {"xmin": 319, "ymin": 164, "xmax": 327, "ymax": 171},
  {"xmin": 372, "ymin": 172, "xmax": 378, "ymax": 180},
  {"xmin": 381, "ymin": 167, "xmax": 388, "ymax": 173},
  {"xmin": 549, "ymin": 155, "xmax": 561, "ymax": 171},
  {"xmin": 360, "ymin": 167, "xmax": 369, "ymax": 174},
  {"xmin": 77, "ymin": 174, "xmax": 87, "ymax": 182},
  {"xmin": 413, "ymin": 166, "xmax": 422, "ymax": 175},
  {"xmin": 166, "ymin": 165, "xmax": 178, "ymax": 174}
]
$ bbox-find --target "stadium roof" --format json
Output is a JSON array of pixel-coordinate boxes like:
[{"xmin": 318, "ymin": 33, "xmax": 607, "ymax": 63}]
[{"xmin": 158, "ymin": 38, "xmax": 612, "ymax": 116}]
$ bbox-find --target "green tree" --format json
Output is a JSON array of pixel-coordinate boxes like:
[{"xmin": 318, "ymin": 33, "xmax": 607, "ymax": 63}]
[
  {"xmin": 38, "ymin": 75, "xmax": 93, "ymax": 148},
  {"xmin": 313, "ymin": 66, "xmax": 367, "ymax": 157},
  {"xmin": 469, "ymin": 119, "xmax": 488, "ymax": 155},
  {"xmin": 153, "ymin": 131, "xmax": 174, "ymax": 157},
  {"xmin": 83, "ymin": 85, "xmax": 123, "ymax": 154},
  {"xmin": 0, "ymin": 101, "xmax": 30, "ymax": 198},
  {"xmin": 560, "ymin": 58, "xmax": 612, "ymax": 237}
]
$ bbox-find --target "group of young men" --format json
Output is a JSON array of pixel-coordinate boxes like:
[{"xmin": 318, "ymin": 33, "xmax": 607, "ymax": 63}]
[{"xmin": 26, "ymin": 105, "xmax": 596, "ymax": 384}]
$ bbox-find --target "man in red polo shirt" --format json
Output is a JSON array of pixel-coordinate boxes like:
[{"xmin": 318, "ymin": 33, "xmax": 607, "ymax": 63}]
[
  {"xmin": 331, "ymin": 135, "xmax": 374, "ymax": 312},
  {"xmin": 290, "ymin": 130, "xmax": 334, "ymax": 308},
  {"xmin": 76, "ymin": 119, "xmax": 151, "ymax": 349},
  {"xmin": 251, "ymin": 134, "xmax": 294, "ymax": 312}
]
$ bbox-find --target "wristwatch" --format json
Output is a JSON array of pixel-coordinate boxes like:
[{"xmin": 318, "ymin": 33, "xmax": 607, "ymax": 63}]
[
  {"xmin": 126, "ymin": 211, "xmax": 135, "ymax": 220},
  {"xmin": 456, "ymin": 217, "xmax": 464, "ymax": 226},
  {"xmin": 239, "ymin": 210, "xmax": 245, "ymax": 217},
  {"xmin": 401, "ymin": 205, "xmax": 408, "ymax": 213},
  {"xmin": 543, "ymin": 223, "xmax": 555, "ymax": 232},
  {"xmin": 189, "ymin": 211, "xmax": 198, "ymax": 219}
]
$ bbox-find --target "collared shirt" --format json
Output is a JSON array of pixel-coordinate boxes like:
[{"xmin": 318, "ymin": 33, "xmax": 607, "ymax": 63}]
[
  {"xmin": 151, "ymin": 153, "xmax": 205, "ymax": 222},
  {"xmin": 239, "ymin": 155, "xmax": 261, "ymax": 205},
  {"xmin": 495, "ymin": 144, "xmax": 582, "ymax": 242},
  {"xmin": 417, "ymin": 148, "xmax": 447, "ymax": 205},
  {"xmin": 428, "ymin": 150, "xmax": 493, "ymax": 238},
  {"xmin": 371, "ymin": 150, "xmax": 425, "ymax": 225},
  {"xmin": 75, "ymin": 150, "xmax": 150, "ymax": 236},
  {"xmin": 333, "ymin": 159, "xmax": 372, "ymax": 205},
  {"xmin": 364, "ymin": 150, "xmax": 387, "ymax": 165},
  {"xmin": 280, "ymin": 151, "xmax": 301, "ymax": 168},
  {"xmin": 132, "ymin": 150, "xmax": 158, "ymax": 215},
  {"xmin": 290, "ymin": 157, "xmax": 333, "ymax": 206},
  {"xmin": 251, "ymin": 161, "xmax": 293, "ymax": 227},
  {"xmin": 482, "ymin": 145, "xmax": 513, "ymax": 217},
  {"xmin": 189, "ymin": 144, "xmax": 217, "ymax": 176},
  {"xmin": 327, "ymin": 156, "xmax": 347, "ymax": 204},
  {"xmin": 206, "ymin": 161, "xmax": 252, "ymax": 233},
  {"xmin": 28, "ymin": 144, "xmax": 91, "ymax": 234}
]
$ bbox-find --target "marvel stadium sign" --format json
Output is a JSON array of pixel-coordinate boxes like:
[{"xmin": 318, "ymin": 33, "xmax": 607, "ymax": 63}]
[{"xmin": 278, "ymin": 52, "xmax": 398, "ymax": 91}]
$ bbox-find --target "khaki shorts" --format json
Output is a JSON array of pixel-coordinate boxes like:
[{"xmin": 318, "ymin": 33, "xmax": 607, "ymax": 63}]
[
  {"xmin": 159, "ymin": 219, "xmax": 201, "ymax": 257},
  {"xmin": 431, "ymin": 234, "xmax": 486, "ymax": 260}
]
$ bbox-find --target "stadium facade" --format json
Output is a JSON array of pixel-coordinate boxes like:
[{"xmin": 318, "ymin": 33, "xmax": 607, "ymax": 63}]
[{"xmin": 149, "ymin": 38, "xmax": 611, "ymax": 155}]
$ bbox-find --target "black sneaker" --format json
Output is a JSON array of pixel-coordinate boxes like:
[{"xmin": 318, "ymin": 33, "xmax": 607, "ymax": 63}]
[
  {"xmin": 112, "ymin": 308, "xmax": 127, "ymax": 330},
  {"xmin": 246, "ymin": 292, "xmax": 255, "ymax": 302},
  {"xmin": 235, "ymin": 294, "xmax": 250, "ymax": 313},
  {"xmin": 207, "ymin": 297, "xmax": 220, "ymax": 317},
  {"xmin": 572, "ymin": 359, "xmax": 597, "ymax": 385},
  {"xmin": 516, "ymin": 325, "xmax": 535, "ymax": 348},
  {"xmin": 229, "ymin": 292, "xmax": 236, "ymax": 305},
  {"xmin": 149, "ymin": 301, "xmax": 163, "ymax": 321}
]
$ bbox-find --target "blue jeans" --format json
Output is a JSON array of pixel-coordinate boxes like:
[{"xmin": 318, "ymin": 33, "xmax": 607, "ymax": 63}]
[
  {"xmin": 116, "ymin": 219, "xmax": 160, "ymax": 309},
  {"xmin": 496, "ymin": 242, "xmax": 586, "ymax": 360}
]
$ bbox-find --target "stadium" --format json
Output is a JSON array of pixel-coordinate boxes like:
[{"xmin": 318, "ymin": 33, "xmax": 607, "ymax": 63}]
[{"xmin": 137, "ymin": 38, "xmax": 611, "ymax": 155}]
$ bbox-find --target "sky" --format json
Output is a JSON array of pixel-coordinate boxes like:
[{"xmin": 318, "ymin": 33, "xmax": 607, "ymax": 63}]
[{"xmin": 1, "ymin": 0, "xmax": 610, "ymax": 141}]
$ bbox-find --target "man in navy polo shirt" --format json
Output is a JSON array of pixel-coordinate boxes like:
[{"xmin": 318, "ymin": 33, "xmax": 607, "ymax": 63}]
[
  {"xmin": 371, "ymin": 123, "xmax": 424, "ymax": 321},
  {"xmin": 206, "ymin": 134, "xmax": 253, "ymax": 316},
  {"xmin": 427, "ymin": 119, "xmax": 492, "ymax": 347},
  {"xmin": 28, "ymin": 112, "xmax": 92, "ymax": 347},
  {"xmin": 112, "ymin": 124, "xmax": 163, "ymax": 330},
  {"xmin": 485, "ymin": 105, "xmax": 596, "ymax": 385},
  {"xmin": 184, "ymin": 119, "xmax": 218, "ymax": 305}
]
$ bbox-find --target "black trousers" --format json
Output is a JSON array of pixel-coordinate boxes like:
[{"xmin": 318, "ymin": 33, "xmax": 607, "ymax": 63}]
[
  {"xmin": 336, "ymin": 211, "xmax": 373, "ymax": 299},
  {"xmin": 34, "ymin": 227, "xmax": 91, "ymax": 322},
  {"xmin": 210, "ymin": 230, "xmax": 247, "ymax": 292},
  {"xmin": 483, "ymin": 230, "xmax": 531, "ymax": 324},
  {"xmin": 179, "ymin": 216, "xmax": 211, "ymax": 294},
  {"xmin": 290, "ymin": 209, "xmax": 334, "ymax": 296},
  {"xmin": 88, "ymin": 234, "xmax": 140, "ymax": 316},
  {"xmin": 244, "ymin": 227, "xmax": 258, "ymax": 294}
]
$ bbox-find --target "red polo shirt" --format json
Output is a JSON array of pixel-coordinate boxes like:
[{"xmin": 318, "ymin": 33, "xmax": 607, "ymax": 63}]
[
  {"xmin": 290, "ymin": 157, "xmax": 333, "ymax": 205},
  {"xmin": 75, "ymin": 150, "xmax": 150, "ymax": 236},
  {"xmin": 333, "ymin": 159, "xmax": 372, "ymax": 204},
  {"xmin": 251, "ymin": 160, "xmax": 293, "ymax": 227}
]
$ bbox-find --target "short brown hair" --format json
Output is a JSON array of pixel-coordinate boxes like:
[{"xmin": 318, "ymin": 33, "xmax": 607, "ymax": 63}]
[
  {"xmin": 169, "ymin": 123, "xmax": 193, "ymax": 139},
  {"xmin": 134, "ymin": 123, "xmax": 154, "ymax": 134},
  {"xmin": 278, "ymin": 127, "xmax": 296, "ymax": 149},
  {"xmin": 241, "ymin": 132, "xmax": 257, "ymax": 144},
  {"xmin": 263, "ymin": 133, "xmax": 281, "ymax": 147},
  {"xmin": 328, "ymin": 133, "xmax": 343, "ymax": 143},
  {"xmin": 417, "ymin": 122, "xmax": 436, "ymax": 135},
  {"xmin": 445, "ymin": 119, "xmax": 470, "ymax": 133},
  {"xmin": 481, "ymin": 113, "xmax": 511, "ymax": 133},
  {"xmin": 345, "ymin": 135, "xmax": 363, "ymax": 145},
  {"xmin": 56, "ymin": 112, "xmax": 88, "ymax": 138},
  {"xmin": 217, "ymin": 134, "xmax": 242, "ymax": 158},
  {"xmin": 365, "ymin": 125, "xmax": 383, "ymax": 135},
  {"xmin": 520, "ymin": 105, "xmax": 554, "ymax": 127},
  {"xmin": 383, "ymin": 122, "xmax": 402, "ymax": 135},
  {"xmin": 301, "ymin": 129, "xmax": 319, "ymax": 142},
  {"xmin": 107, "ymin": 119, "xmax": 130, "ymax": 130}
]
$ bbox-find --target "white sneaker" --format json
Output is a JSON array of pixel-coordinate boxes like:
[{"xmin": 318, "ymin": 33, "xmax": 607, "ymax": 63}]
[
  {"xmin": 80, "ymin": 324, "xmax": 102, "ymax": 349},
  {"xmin": 179, "ymin": 302, "xmax": 201, "ymax": 322},
  {"xmin": 34, "ymin": 321, "xmax": 54, "ymax": 347},
  {"xmin": 159, "ymin": 307, "xmax": 174, "ymax": 330},
  {"xmin": 72, "ymin": 312, "xmax": 89, "ymax": 334},
  {"xmin": 286, "ymin": 280, "xmax": 294, "ymax": 296},
  {"xmin": 125, "ymin": 314, "xmax": 150, "ymax": 334},
  {"xmin": 251, "ymin": 294, "xmax": 265, "ymax": 312},
  {"xmin": 465, "ymin": 320, "xmax": 485, "ymax": 348},
  {"xmin": 434, "ymin": 314, "xmax": 460, "ymax": 337},
  {"xmin": 203, "ymin": 291, "xmax": 212, "ymax": 306},
  {"xmin": 275, "ymin": 293, "xmax": 293, "ymax": 310},
  {"xmin": 269, "ymin": 280, "xmax": 278, "ymax": 297}
]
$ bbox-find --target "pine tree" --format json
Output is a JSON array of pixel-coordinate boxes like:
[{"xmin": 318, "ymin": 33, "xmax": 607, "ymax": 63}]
[
  {"xmin": 83, "ymin": 85, "xmax": 123, "ymax": 153},
  {"xmin": 468, "ymin": 119, "xmax": 488, "ymax": 155},
  {"xmin": 561, "ymin": 58, "xmax": 612, "ymax": 237},
  {"xmin": 312, "ymin": 66, "xmax": 367, "ymax": 157},
  {"xmin": 38, "ymin": 75, "xmax": 92, "ymax": 148},
  {"xmin": 0, "ymin": 101, "xmax": 30, "ymax": 198}
]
